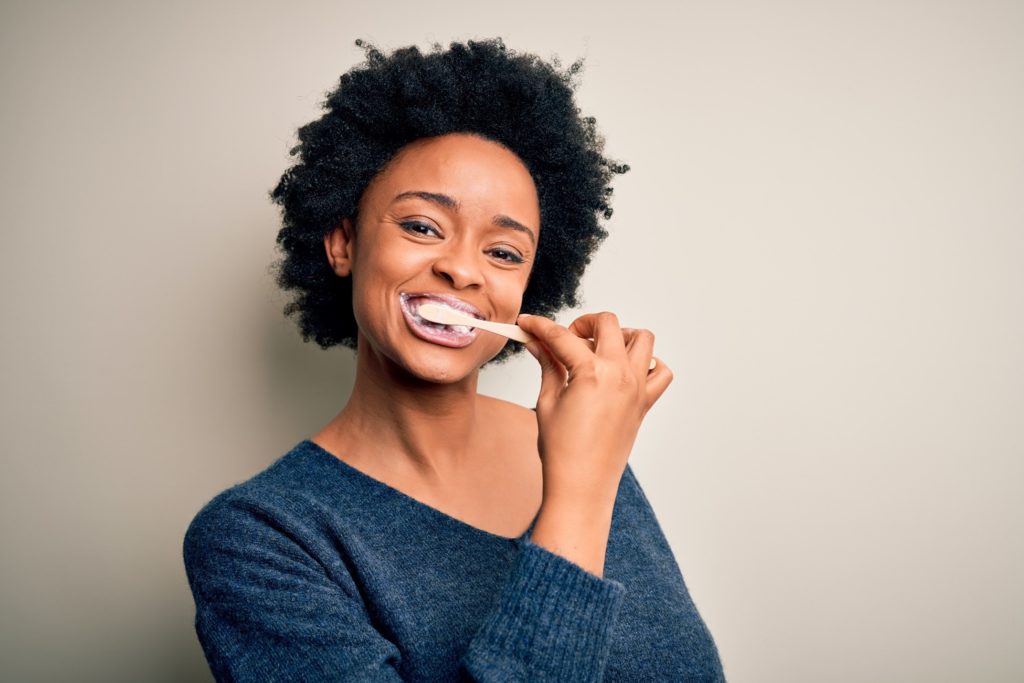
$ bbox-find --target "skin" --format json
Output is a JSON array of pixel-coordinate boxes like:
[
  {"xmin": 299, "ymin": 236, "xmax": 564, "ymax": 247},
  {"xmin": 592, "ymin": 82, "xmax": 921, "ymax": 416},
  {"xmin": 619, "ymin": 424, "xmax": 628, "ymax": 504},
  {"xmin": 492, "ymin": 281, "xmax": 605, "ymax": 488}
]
[{"xmin": 313, "ymin": 132, "xmax": 674, "ymax": 576}]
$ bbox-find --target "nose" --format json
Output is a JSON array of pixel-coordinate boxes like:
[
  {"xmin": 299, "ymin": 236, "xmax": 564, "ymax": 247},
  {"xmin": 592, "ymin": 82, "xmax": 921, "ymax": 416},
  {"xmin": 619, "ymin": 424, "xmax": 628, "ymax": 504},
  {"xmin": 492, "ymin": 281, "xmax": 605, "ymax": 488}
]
[{"xmin": 431, "ymin": 238, "xmax": 484, "ymax": 289}]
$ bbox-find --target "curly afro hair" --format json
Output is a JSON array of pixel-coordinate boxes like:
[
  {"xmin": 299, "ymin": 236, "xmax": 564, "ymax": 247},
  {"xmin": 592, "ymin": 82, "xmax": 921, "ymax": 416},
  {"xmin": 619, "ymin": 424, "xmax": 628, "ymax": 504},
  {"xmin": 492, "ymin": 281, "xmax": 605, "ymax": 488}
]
[{"xmin": 269, "ymin": 37, "xmax": 630, "ymax": 366}]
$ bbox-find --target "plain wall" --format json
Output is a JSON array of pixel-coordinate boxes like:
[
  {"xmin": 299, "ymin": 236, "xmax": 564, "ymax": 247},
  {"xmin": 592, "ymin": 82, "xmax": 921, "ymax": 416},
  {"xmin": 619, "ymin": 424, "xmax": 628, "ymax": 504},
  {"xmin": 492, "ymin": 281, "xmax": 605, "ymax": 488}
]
[{"xmin": 1, "ymin": 1, "xmax": 1021, "ymax": 681}]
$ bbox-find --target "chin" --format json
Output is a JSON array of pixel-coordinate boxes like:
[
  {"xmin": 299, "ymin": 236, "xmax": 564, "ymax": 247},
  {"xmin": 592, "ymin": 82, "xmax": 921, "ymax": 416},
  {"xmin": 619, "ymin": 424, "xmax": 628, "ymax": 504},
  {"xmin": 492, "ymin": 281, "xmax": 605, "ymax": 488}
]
[
  {"xmin": 362, "ymin": 329, "xmax": 502, "ymax": 384},
  {"xmin": 413, "ymin": 341, "xmax": 511, "ymax": 383},
  {"xmin": 401, "ymin": 356, "xmax": 475, "ymax": 384}
]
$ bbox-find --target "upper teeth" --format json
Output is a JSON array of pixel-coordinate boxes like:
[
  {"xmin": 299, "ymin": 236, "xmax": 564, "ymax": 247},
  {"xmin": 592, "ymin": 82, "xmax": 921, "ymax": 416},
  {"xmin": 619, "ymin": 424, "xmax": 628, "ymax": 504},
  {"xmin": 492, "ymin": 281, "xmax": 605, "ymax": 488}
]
[
  {"xmin": 413, "ymin": 300, "xmax": 472, "ymax": 319},
  {"xmin": 409, "ymin": 299, "xmax": 475, "ymax": 332}
]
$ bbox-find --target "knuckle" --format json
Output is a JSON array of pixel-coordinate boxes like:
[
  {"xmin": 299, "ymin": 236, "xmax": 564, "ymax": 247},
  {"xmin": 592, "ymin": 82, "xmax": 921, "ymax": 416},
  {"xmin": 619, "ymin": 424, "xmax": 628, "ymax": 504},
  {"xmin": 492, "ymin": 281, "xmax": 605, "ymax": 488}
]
[
  {"xmin": 573, "ymin": 361, "xmax": 600, "ymax": 383},
  {"xmin": 609, "ymin": 365, "xmax": 639, "ymax": 391},
  {"xmin": 547, "ymin": 326, "xmax": 570, "ymax": 342},
  {"xmin": 597, "ymin": 311, "xmax": 620, "ymax": 327}
]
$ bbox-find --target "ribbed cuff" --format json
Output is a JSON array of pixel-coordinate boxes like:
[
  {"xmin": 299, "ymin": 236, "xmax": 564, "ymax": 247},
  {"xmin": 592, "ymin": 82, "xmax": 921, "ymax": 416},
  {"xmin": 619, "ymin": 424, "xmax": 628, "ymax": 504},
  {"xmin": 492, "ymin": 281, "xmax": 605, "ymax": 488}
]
[{"xmin": 461, "ymin": 537, "xmax": 626, "ymax": 682}]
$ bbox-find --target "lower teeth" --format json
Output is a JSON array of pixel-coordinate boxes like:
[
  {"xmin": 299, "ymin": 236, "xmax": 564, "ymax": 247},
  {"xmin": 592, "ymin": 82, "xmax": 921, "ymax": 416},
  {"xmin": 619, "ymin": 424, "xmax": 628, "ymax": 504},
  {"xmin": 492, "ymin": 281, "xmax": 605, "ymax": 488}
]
[{"xmin": 417, "ymin": 318, "xmax": 471, "ymax": 335}]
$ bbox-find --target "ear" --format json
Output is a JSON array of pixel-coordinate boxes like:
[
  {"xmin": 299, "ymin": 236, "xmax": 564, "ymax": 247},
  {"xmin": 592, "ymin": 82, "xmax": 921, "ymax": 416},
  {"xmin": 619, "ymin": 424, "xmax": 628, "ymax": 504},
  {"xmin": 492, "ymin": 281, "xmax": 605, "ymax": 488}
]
[{"xmin": 324, "ymin": 217, "xmax": 356, "ymax": 277}]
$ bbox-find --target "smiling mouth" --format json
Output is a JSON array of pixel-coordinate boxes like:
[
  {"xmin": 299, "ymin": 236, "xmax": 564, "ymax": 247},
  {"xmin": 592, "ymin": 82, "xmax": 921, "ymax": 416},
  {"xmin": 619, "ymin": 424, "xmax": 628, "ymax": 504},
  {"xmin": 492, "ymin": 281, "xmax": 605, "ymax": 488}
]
[{"xmin": 399, "ymin": 292, "xmax": 483, "ymax": 348}]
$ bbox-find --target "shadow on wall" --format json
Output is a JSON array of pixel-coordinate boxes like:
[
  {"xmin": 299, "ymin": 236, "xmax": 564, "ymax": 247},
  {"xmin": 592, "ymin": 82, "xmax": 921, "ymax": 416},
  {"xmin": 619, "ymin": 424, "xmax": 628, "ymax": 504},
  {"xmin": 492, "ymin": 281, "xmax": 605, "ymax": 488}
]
[
  {"xmin": 157, "ymin": 618, "xmax": 215, "ymax": 683},
  {"xmin": 261, "ymin": 296, "xmax": 359, "ymax": 457},
  {"xmin": 171, "ymin": 299, "xmax": 359, "ymax": 682}
]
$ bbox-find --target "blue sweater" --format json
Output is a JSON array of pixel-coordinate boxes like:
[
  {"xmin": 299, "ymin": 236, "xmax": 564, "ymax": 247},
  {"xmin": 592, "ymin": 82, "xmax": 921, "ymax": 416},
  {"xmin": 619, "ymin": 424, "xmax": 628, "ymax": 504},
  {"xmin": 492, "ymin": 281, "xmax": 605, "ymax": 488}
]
[{"xmin": 183, "ymin": 439, "xmax": 725, "ymax": 681}]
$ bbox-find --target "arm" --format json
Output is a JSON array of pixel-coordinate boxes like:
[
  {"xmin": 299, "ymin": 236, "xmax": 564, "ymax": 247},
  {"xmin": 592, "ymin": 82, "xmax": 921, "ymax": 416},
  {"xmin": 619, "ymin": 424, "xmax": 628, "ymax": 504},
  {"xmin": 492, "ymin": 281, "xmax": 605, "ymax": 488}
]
[
  {"xmin": 184, "ymin": 493, "xmax": 626, "ymax": 683},
  {"xmin": 184, "ymin": 495, "xmax": 404, "ymax": 682},
  {"xmin": 465, "ymin": 310, "xmax": 673, "ymax": 680}
]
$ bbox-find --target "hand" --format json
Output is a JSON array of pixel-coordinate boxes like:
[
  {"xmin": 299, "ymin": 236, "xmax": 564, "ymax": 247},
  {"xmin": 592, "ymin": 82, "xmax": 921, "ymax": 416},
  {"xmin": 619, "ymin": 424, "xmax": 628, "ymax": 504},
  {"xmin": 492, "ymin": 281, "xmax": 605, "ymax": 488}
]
[{"xmin": 516, "ymin": 311, "xmax": 674, "ymax": 507}]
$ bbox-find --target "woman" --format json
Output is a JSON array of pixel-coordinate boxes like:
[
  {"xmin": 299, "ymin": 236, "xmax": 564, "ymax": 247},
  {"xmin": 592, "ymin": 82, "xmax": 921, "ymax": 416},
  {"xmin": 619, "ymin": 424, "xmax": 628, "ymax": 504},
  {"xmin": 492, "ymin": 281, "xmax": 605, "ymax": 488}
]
[{"xmin": 184, "ymin": 38, "xmax": 725, "ymax": 681}]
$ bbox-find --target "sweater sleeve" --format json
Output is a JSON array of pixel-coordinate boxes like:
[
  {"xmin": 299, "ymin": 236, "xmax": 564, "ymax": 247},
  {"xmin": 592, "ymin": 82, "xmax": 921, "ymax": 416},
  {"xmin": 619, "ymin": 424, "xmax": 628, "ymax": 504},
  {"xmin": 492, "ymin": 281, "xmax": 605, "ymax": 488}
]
[
  {"xmin": 183, "ymin": 493, "xmax": 626, "ymax": 682},
  {"xmin": 459, "ymin": 535, "xmax": 626, "ymax": 681}
]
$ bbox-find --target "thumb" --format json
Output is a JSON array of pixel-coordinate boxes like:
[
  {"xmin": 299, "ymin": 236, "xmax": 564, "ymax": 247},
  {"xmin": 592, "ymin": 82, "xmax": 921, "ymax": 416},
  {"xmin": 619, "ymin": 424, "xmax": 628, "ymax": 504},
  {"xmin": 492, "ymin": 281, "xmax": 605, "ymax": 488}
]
[{"xmin": 526, "ymin": 340, "xmax": 567, "ymax": 399}]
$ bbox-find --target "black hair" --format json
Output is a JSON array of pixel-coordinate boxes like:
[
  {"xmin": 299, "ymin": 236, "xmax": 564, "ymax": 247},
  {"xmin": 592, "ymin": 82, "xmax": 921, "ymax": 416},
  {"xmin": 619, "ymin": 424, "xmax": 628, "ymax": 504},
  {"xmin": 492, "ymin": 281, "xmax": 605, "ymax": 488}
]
[{"xmin": 269, "ymin": 37, "xmax": 629, "ymax": 365}]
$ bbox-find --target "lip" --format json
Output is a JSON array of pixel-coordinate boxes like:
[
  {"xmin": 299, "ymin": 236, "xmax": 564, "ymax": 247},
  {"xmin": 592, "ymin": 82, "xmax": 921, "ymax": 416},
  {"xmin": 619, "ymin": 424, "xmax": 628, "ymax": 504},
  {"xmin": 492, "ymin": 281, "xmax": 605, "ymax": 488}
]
[{"xmin": 398, "ymin": 292, "xmax": 485, "ymax": 349}]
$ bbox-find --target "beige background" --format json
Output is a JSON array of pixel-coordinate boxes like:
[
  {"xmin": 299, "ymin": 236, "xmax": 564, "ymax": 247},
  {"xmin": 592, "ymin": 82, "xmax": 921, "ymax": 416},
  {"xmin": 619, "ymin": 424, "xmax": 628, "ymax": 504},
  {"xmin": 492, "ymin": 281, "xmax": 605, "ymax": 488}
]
[{"xmin": 2, "ymin": 1, "xmax": 1022, "ymax": 681}]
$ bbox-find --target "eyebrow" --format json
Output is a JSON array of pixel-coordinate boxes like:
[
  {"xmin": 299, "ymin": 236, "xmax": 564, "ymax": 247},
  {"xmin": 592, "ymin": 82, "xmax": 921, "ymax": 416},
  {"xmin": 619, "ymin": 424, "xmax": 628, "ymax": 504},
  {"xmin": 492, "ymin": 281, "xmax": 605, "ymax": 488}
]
[{"xmin": 392, "ymin": 190, "xmax": 536, "ymax": 247}]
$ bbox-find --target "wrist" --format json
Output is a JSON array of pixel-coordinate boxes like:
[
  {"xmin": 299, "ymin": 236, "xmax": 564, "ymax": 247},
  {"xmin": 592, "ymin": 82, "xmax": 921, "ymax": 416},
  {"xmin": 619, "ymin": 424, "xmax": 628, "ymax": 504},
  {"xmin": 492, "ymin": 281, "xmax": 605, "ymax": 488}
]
[
  {"xmin": 529, "ymin": 496, "xmax": 615, "ymax": 577},
  {"xmin": 541, "ymin": 466, "xmax": 623, "ymax": 510}
]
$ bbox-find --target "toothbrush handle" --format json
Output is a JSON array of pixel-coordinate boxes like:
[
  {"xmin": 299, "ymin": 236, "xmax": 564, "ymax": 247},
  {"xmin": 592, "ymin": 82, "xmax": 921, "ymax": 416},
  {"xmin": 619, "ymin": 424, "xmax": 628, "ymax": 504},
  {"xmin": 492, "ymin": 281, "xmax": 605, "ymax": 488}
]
[
  {"xmin": 478, "ymin": 318, "xmax": 533, "ymax": 343},
  {"xmin": 484, "ymin": 320, "xmax": 657, "ymax": 371}
]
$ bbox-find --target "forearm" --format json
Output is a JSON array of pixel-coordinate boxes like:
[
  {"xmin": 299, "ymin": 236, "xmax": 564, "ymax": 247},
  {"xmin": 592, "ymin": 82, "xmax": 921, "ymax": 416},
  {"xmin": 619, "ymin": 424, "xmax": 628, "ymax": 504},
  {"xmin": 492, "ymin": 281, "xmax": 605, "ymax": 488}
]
[{"xmin": 529, "ymin": 488, "xmax": 616, "ymax": 578}]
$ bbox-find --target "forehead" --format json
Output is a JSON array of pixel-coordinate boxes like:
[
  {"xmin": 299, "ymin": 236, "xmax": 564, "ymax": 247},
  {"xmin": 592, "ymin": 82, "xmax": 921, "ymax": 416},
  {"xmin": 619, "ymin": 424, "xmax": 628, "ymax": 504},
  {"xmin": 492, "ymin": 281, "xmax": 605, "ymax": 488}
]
[{"xmin": 364, "ymin": 133, "xmax": 540, "ymax": 224}]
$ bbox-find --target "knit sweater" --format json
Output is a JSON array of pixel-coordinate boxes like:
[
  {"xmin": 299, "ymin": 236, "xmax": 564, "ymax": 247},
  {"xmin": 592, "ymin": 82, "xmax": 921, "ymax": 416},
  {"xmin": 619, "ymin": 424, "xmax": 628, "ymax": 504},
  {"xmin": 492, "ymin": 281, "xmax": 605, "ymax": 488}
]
[{"xmin": 183, "ymin": 438, "xmax": 726, "ymax": 681}]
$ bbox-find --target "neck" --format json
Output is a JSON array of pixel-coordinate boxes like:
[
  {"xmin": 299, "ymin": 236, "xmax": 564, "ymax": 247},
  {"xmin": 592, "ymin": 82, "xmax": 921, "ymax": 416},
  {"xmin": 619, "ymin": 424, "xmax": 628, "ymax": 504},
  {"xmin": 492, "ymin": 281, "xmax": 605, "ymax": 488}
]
[{"xmin": 320, "ymin": 332, "xmax": 484, "ymax": 485}]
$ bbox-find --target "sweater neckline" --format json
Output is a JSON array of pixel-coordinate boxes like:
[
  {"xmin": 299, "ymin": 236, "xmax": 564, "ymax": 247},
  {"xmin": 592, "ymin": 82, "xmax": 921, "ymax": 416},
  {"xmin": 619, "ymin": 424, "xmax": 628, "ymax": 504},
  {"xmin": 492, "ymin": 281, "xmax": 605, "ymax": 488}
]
[{"xmin": 300, "ymin": 438, "xmax": 538, "ymax": 544}]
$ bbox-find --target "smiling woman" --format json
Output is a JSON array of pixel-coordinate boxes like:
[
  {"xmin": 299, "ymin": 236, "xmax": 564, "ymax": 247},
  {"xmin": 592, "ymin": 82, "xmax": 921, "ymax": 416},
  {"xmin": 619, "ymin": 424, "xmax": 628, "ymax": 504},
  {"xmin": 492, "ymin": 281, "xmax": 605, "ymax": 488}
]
[{"xmin": 183, "ymin": 38, "xmax": 725, "ymax": 682}]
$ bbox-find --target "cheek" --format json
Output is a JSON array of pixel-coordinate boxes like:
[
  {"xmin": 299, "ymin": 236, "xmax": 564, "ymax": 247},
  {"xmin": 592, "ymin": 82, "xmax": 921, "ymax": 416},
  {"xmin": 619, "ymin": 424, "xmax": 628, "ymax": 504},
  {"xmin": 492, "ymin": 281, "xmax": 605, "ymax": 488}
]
[
  {"xmin": 348, "ymin": 241, "xmax": 432, "ymax": 330},
  {"xmin": 487, "ymin": 278, "xmax": 528, "ymax": 322},
  {"xmin": 351, "ymin": 239, "xmax": 418, "ymax": 293},
  {"xmin": 347, "ymin": 250, "xmax": 389, "ymax": 328}
]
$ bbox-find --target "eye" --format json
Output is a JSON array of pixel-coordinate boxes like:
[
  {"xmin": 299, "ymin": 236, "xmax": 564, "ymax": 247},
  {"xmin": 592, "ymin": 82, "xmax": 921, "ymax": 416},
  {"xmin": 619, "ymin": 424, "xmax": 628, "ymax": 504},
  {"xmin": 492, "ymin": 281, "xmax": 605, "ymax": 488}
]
[
  {"xmin": 399, "ymin": 221, "xmax": 440, "ymax": 237},
  {"xmin": 489, "ymin": 247, "xmax": 525, "ymax": 264}
]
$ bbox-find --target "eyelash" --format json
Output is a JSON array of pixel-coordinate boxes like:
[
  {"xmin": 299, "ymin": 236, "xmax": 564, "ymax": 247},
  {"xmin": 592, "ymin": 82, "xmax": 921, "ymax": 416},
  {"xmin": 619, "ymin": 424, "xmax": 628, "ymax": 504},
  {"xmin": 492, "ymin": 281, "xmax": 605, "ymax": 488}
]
[{"xmin": 399, "ymin": 221, "xmax": 526, "ymax": 264}]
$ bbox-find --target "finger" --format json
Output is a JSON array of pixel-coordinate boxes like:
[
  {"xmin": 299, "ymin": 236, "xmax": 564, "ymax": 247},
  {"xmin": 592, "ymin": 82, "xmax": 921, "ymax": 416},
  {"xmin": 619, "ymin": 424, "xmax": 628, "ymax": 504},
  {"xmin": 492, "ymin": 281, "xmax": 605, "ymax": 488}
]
[
  {"xmin": 623, "ymin": 328, "xmax": 656, "ymax": 378},
  {"xmin": 566, "ymin": 312, "xmax": 628, "ymax": 363},
  {"xmin": 525, "ymin": 339, "xmax": 568, "ymax": 399},
  {"xmin": 642, "ymin": 357, "xmax": 674, "ymax": 409},
  {"xmin": 516, "ymin": 314, "xmax": 594, "ymax": 373},
  {"xmin": 569, "ymin": 325, "xmax": 655, "ymax": 374}
]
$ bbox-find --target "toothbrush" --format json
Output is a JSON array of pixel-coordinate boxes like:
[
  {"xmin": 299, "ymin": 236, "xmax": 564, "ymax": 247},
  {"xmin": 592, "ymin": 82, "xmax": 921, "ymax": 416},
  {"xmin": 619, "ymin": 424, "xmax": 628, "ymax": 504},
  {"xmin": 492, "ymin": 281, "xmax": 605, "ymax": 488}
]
[{"xmin": 416, "ymin": 303, "xmax": 657, "ymax": 371}]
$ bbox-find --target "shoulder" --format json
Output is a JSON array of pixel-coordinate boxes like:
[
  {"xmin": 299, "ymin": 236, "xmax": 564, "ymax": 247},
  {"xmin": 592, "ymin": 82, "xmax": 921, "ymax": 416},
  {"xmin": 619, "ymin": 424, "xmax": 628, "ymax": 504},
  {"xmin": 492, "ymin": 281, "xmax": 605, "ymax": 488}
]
[
  {"xmin": 183, "ymin": 479, "xmax": 293, "ymax": 579},
  {"xmin": 183, "ymin": 473, "xmax": 339, "ymax": 606},
  {"xmin": 477, "ymin": 395, "xmax": 540, "ymax": 467},
  {"xmin": 477, "ymin": 394, "xmax": 538, "ymax": 435},
  {"xmin": 182, "ymin": 441, "xmax": 336, "ymax": 578}
]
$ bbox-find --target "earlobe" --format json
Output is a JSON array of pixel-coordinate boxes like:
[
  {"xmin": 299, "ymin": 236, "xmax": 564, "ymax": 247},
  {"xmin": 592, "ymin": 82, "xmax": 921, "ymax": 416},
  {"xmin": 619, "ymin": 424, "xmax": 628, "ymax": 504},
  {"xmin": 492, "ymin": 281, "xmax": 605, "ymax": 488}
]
[{"xmin": 324, "ymin": 217, "xmax": 355, "ymax": 277}]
